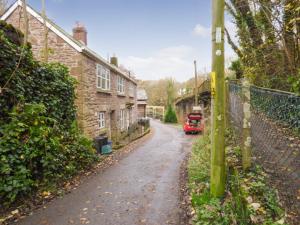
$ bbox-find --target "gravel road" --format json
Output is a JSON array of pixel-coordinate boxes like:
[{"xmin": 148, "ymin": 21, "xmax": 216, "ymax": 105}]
[{"xmin": 13, "ymin": 120, "xmax": 195, "ymax": 225}]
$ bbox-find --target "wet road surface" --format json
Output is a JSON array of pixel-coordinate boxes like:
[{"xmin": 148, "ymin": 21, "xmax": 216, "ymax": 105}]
[{"xmin": 14, "ymin": 120, "xmax": 195, "ymax": 225}]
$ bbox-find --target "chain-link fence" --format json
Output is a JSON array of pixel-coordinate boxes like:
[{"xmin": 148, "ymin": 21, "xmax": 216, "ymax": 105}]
[{"xmin": 228, "ymin": 81, "xmax": 300, "ymax": 220}]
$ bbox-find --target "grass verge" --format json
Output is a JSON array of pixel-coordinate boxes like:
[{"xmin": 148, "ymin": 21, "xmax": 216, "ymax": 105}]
[{"xmin": 187, "ymin": 127, "xmax": 287, "ymax": 225}]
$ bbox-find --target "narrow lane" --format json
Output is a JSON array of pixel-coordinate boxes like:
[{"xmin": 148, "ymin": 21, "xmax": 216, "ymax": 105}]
[{"xmin": 14, "ymin": 120, "xmax": 195, "ymax": 225}]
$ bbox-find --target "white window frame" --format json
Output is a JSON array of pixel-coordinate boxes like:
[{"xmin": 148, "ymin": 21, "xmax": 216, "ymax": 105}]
[
  {"xmin": 98, "ymin": 112, "xmax": 105, "ymax": 129},
  {"xmin": 117, "ymin": 76, "xmax": 125, "ymax": 94},
  {"xmin": 119, "ymin": 109, "xmax": 126, "ymax": 130},
  {"xmin": 96, "ymin": 64, "xmax": 110, "ymax": 91}
]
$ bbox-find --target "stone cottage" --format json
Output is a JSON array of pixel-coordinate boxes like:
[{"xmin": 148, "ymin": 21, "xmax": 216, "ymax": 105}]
[
  {"xmin": 1, "ymin": 0, "xmax": 138, "ymax": 139},
  {"xmin": 137, "ymin": 89, "xmax": 148, "ymax": 118}
]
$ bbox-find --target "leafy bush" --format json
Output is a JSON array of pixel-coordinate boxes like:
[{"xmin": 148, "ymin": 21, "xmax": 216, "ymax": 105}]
[
  {"xmin": 0, "ymin": 104, "xmax": 97, "ymax": 204},
  {"xmin": 288, "ymin": 70, "xmax": 300, "ymax": 95},
  {"xmin": 0, "ymin": 21, "xmax": 97, "ymax": 205},
  {"xmin": 0, "ymin": 23, "xmax": 76, "ymax": 129},
  {"xmin": 164, "ymin": 105, "xmax": 178, "ymax": 123}
]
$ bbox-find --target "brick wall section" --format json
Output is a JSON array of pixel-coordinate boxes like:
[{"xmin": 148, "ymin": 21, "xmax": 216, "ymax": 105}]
[{"xmin": 5, "ymin": 6, "xmax": 138, "ymax": 139}]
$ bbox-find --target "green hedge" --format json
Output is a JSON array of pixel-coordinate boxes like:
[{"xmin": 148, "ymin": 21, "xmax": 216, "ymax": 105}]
[
  {"xmin": 164, "ymin": 105, "xmax": 178, "ymax": 123},
  {"xmin": 0, "ymin": 21, "xmax": 97, "ymax": 205}
]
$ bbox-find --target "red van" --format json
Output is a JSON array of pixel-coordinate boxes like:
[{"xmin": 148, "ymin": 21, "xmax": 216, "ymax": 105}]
[{"xmin": 183, "ymin": 113, "xmax": 204, "ymax": 134}]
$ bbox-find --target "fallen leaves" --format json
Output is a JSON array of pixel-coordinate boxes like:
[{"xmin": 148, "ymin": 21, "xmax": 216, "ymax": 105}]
[
  {"xmin": 250, "ymin": 202, "xmax": 261, "ymax": 211},
  {"xmin": 10, "ymin": 209, "xmax": 19, "ymax": 216},
  {"xmin": 80, "ymin": 217, "xmax": 90, "ymax": 224},
  {"xmin": 41, "ymin": 191, "xmax": 51, "ymax": 199}
]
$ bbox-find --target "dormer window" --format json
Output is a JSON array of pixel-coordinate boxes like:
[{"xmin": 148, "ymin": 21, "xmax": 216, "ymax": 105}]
[{"xmin": 96, "ymin": 64, "xmax": 110, "ymax": 90}]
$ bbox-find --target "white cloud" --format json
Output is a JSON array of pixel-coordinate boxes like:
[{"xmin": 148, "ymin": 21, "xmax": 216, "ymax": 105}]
[
  {"xmin": 121, "ymin": 45, "xmax": 196, "ymax": 82},
  {"xmin": 193, "ymin": 24, "xmax": 211, "ymax": 37}
]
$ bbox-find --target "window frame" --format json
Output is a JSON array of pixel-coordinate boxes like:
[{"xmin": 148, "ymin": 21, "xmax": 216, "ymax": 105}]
[
  {"xmin": 98, "ymin": 112, "xmax": 105, "ymax": 129},
  {"xmin": 117, "ymin": 76, "xmax": 125, "ymax": 94},
  {"xmin": 96, "ymin": 64, "xmax": 111, "ymax": 91},
  {"xmin": 119, "ymin": 109, "xmax": 126, "ymax": 130}
]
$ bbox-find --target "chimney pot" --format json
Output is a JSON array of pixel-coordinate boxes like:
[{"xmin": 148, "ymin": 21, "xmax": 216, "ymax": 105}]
[
  {"xmin": 110, "ymin": 56, "xmax": 118, "ymax": 67},
  {"xmin": 72, "ymin": 22, "xmax": 87, "ymax": 45}
]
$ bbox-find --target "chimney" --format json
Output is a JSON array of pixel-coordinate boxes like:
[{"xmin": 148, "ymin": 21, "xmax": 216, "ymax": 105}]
[
  {"xmin": 110, "ymin": 55, "xmax": 118, "ymax": 67},
  {"xmin": 72, "ymin": 22, "xmax": 87, "ymax": 45}
]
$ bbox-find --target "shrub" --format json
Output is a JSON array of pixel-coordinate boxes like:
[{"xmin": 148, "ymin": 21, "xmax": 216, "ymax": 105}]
[
  {"xmin": 0, "ymin": 103, "xmax": 97, "ymax": 204},
  {"xmin": 0, "ymin": 29, "xmax": 76, "ymax": 129},
  {"xmin": 164, "ymin": 105, "xmax": 178, "ymax": 123},
  {"xmin": 0, "ymin": 21, "xmax": 97, "ymax": 206}
]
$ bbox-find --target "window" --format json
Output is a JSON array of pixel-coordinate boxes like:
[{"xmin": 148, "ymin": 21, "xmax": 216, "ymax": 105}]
[
  {"xmin": 119, "ymin": 109, "xmax": 126, "ymax": 130},
  {"xmin": 129, "ymin": 83, "xmax": 134, "ymax": 97},
  {"xmin": 96, "ymin": 64, "xmax": 110, "ymax": 90},
  {"xmin": 117, "ymin": 76, "xmax": 125, "ymax": 94},
  {"xmin": 98, "ymin": 112, "xmax": 105, "ymax": 129}
]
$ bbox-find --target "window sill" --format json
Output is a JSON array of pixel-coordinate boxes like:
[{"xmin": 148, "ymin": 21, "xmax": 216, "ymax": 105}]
[
  {"xmin": 117, "ymin": 93, "xmax": 126, "ymax": 97},
  {"xmin": 129, "ymin": 95, "xmax": 135, "ymax": 98},
  {"xmin": 99, "ymin": 128, "xmax": 107, "ymax": 135},
  {"xmin": 97, "ymin": 88, "xmax": 112, "ymax": 94}
]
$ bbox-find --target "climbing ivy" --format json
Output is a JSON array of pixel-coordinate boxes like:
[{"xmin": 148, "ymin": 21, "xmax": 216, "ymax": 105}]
[
  {"xmin": 0, "ymin": 21, "xmax": 97, "ymax": 205},
  {"xmin": 0, "ymin": 21, "xmax": 76, "ymax": 129}
]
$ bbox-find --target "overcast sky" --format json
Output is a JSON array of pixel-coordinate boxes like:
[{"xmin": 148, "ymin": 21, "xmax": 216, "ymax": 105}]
[{"xmin": 10, "ymin": 0, "xmax": 236, "ymax": 82}]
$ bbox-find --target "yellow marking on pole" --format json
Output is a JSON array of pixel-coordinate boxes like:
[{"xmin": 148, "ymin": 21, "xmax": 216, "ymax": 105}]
[{"xmin": 211, "ymin": 72, "xmax": 216, "ymax": 96}]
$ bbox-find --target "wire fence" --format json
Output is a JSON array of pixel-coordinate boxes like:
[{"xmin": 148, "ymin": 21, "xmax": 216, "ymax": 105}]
[{"xmin": 228, "ymin": 81, "xmax": 300, "ymax": 220}]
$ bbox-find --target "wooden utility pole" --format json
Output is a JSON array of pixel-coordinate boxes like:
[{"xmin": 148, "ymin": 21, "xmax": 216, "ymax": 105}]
[
  {"xmin": 42, "ymin": 0, "xmax": 48, "ymax": 62},
  {"xmin": 210, "ymin": 0, "xmax": 225, "ymax": 197},
  {"xmin": 194, "ymin": 60, "xmax": 198, "ymax": 106},
  {"xmin": 21, "ymin": 0, "xmax": 28, "ymax": 45}
]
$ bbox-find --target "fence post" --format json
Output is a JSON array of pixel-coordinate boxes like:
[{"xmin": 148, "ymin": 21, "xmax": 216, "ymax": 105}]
[
  {"xmin": 242, "ymin": 78, "xmax": 251, "ymax": 170},
  {"xmin": 225, "ymin": 80, "xmax": 229, "ymax": 129}
]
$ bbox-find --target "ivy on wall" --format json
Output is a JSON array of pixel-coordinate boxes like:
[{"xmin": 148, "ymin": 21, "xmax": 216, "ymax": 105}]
[{"xmin": 0, "ymin": 21, "xmax": 97, "ymax": 205}]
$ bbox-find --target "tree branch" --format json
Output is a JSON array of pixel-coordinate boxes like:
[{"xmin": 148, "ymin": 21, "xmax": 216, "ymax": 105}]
[{"xmin": 225, "ymin": 27, "xmax": 243, "ymax": 58}]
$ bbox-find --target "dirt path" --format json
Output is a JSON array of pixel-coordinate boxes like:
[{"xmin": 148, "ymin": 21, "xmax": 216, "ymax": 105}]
[{"xmin": 13, "ymin": 120, "xmax": 195, "ymax": 225}]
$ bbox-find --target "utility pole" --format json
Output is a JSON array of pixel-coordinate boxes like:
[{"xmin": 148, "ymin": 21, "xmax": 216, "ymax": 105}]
[
  {"xmin": 194, "ymin": 60, "xmax": 198, "ymax": 106},
  {"xmin": 210, "ymin": 0, "xmax": 225, "ymax": 197}
]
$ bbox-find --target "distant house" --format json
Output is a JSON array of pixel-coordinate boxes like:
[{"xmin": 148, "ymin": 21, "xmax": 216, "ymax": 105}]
[
  {"xmin": 1, "ymin": 0, "xmax": 138, "ymax": 139},
  {"xmin": 137, "ymin": 89, "xmax": 148, "ymax": 118}
]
